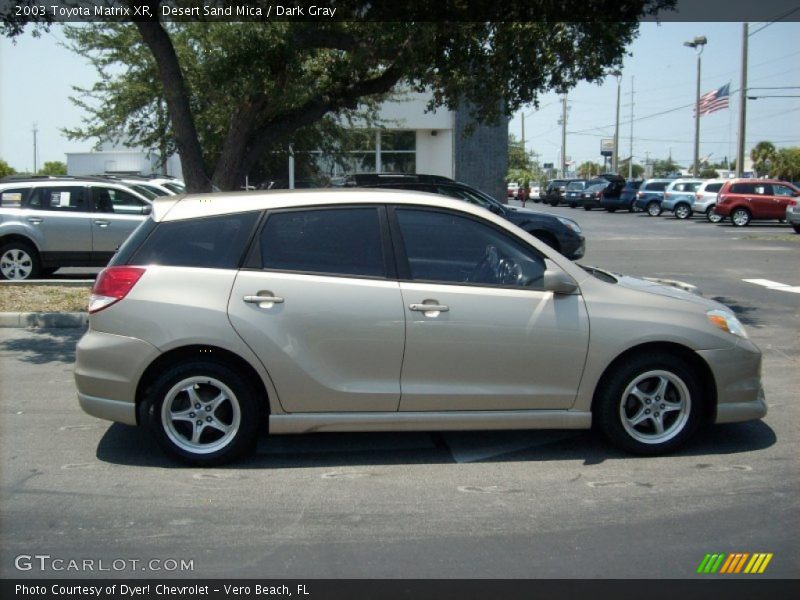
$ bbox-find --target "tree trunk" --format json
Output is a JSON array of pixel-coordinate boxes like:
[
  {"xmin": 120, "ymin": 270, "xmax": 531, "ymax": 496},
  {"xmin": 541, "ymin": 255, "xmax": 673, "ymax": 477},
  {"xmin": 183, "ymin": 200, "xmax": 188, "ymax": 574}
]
[{"xmin": 135, "ymin": 18, "xmax": 210, "ymax": 192}]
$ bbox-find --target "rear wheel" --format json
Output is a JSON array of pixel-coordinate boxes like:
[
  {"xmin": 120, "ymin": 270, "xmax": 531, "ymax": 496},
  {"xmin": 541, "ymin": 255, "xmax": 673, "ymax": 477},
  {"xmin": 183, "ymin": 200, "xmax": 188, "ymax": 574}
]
[
  {"xmin": 0, "ymin": 241, "xmax": 41, "ymax": 280},
  {"xmin": 647, "ymin": 201, "xmax": 662, "ymax": 217},
  {"xmin": 595, "ymin": 354, "xmax": 703, "ymax": 455},
  {"xmin": 142, "ymin": 360, "xmax": 262, "ymax": 465},
  {"xmin": 674, "ymin": 203, "xmax": 692, "ymax": 219},
  {"xmin": 731, "ymin": 207, "xmax": 751, "ymax": 227},
  {"xmin": 706, "ymin": 206, "xmax": 723, "ymax": 223}
]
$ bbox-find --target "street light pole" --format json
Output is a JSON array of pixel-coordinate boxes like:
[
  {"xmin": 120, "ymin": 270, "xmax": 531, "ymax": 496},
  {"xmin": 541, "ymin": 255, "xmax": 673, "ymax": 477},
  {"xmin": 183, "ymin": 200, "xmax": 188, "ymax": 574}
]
[{"xmin": 684, "ymin": 35, "xmax": 707, "ymax": 177}]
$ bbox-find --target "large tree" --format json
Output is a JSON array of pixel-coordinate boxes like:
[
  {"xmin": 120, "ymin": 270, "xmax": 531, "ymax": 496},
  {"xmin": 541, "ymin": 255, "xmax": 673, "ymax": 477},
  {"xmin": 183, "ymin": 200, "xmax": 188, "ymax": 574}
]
[
  {"xmin": 5, "ymin": 1, "xmax": 674, "ymax": 192},
  {"xmin": 750, "ymin": 141, "xmax": 777, "ymax": 178}
]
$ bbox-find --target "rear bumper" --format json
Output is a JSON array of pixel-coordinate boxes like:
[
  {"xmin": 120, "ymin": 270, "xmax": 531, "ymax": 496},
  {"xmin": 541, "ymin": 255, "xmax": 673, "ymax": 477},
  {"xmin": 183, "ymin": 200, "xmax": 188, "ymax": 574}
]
[{"xmin": 74, "ymin": 329, "xmax": 160, "ymax": 425}]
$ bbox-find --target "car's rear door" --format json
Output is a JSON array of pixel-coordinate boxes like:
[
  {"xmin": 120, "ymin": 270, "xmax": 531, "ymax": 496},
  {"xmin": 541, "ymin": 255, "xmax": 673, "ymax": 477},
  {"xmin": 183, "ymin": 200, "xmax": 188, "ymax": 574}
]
[
  {"xmin": 227, "ymin": 205, "xmax": 406, "ymax": 413},
  {"xmin": 391, "ymin": 206, "xmax": 589, "ymax": 412},
  {"xmin": 89, "ymin": 185, "xmax": 150, "ymax": 264}
]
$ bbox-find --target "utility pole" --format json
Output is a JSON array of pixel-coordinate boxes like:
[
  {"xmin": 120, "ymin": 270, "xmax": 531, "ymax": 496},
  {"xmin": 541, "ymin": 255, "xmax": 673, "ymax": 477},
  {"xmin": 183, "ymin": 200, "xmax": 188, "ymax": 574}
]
[
  {"xmin": 628, "ymin": 77, "xmax": 634, "ymax": 179},
  {"xmin": 736, "ymin": 23, "xmax": 748, "ymax": 177},
  {"xmin": 612, "ymin": 71, "xmax": 622, "ymax": 173},
  {"xmin": 32, "ymin": 123, "xmax": 38, "ymax": 174},
  {"xmin": 560, "ymin": 94, "xmax": 567, "ymax": 178}
]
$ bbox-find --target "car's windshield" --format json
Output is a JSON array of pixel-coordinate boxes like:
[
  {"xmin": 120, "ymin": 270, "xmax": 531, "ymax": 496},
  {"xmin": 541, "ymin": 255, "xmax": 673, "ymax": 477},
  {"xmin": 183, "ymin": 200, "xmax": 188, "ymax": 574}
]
[{"xmin": 585, "ymin": 183, "xmax": 608, "ymax": 193}]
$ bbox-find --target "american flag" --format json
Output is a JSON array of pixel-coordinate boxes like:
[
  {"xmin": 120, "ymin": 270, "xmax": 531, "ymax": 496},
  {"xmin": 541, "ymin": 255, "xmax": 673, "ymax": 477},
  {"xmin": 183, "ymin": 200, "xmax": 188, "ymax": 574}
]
[{"xmin": 697, "ymin": 83, "xmax": 730, "ymax": 117}]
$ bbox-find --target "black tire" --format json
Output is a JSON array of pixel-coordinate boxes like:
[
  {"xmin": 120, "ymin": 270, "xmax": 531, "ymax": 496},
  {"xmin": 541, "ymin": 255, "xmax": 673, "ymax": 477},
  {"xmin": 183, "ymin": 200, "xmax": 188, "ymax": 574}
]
[
  {"xmin": 628, "ymin": 205, "xmax": 635, "ymax": 213},
  {"xmin": 674, "ymin": 203, "xmax": 692, "ymax": 220},
  {"xmin": 141, "ymin": 360, "xmax": 263, "ymax": 466},
  {"xmin": 646, "ymin": 201, "xmax": 662, "ymax": 217},
  {"xmin": 550, "ymin": 200, "xmax": 559, "ymax": 207},
  {"xmin": 0, "ymin": 240, "xmax": 41, "ymax": 280},
  {"xmin": 584, "ymin": 205, "xmax": 592, "ymax": 211},
  {"xmin": 606, "ymin": 208, "xmax": 617, "ymax": 213},
  {"xmin": 595, "ymin": 353, "xmax": 704, "ymax": 455},
  {"xmin": 793, "ymin": 224, "xmax": 800, "ymax": 234},
  {"xmin": 706, "ymin": 206, "xmax": 723, "ymax": 223},
  {"xmin": 731, "ymin": 207, "xmax": 751, "ymax": 227}
]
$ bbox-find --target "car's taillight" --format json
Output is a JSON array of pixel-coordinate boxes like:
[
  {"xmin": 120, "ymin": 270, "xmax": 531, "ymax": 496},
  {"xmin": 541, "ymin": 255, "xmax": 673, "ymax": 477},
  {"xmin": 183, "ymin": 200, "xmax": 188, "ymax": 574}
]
[
  {"xmin": 89, "ymin": 266, "xmax": 146, "ymax": 314},
  {"xmin": 664, "ymin": 192, "xmax": 670, "ymax": 199},
  {"xmin": 696, "ymin": 193, "xmax": 702, "ymax": 200},
  {"xmin": 637, "ymin": 191, "xmax": 643, "ymax": 198}
]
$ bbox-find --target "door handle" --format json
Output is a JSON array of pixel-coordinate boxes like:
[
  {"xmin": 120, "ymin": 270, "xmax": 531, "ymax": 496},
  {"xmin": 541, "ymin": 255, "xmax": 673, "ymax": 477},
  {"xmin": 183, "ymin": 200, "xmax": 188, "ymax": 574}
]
[
  {"xmin": 409, "ymin": 302, "xmax": 449, "ymax": 317},
  {"xmin": 27, "ymin": 217, "xmax": 42, "ymax": 225},
  {"xmin": 243, "ymin": 294, "xmax": 284, "ymax": 305},
  {"xmin": 94, "ymin": 220, "xmax": 110, "ymax": 227}
]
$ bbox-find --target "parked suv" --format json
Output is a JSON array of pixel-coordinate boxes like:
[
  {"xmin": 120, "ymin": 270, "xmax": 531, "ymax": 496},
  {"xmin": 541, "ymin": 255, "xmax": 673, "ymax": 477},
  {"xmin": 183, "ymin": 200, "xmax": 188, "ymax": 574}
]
[
  {"xmin": 0, "ymin": 178, "xmax": 151, "ymax": 279},
  {"xmin": 75, "ymin": 189, "xmax": 766, "ymax": 465},
  {"xmin": 661, "ymin": 179, "xmax": 705, "ymax": 219},
  {"xmin": 633, "ymin": 178, "xmax": 674, "ymax": 215},
  {"xmin": 601, "ymin": 180, "xmax": 642, "ymax": 212},
  {"xmin": 358, "ymin": 180, "xmax": 585, "ymax": 259},
  {"xmin": 714, "ymin": 179, "xmax": 800, "ymax": 226},
  {"xmin": 544, "ymin": 179, "xmax": 583, "ymax": 206},
  {"xmin": 692, "ymin": 179, "xmax": 727, "ymax": 223}
]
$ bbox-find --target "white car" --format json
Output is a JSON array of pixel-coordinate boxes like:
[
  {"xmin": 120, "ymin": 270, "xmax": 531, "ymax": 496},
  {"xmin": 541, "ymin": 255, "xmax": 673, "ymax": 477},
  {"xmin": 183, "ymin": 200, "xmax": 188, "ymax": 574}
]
[{"xmin": 691, "ymin": 179, "xmax": 727, "ymax": 223}]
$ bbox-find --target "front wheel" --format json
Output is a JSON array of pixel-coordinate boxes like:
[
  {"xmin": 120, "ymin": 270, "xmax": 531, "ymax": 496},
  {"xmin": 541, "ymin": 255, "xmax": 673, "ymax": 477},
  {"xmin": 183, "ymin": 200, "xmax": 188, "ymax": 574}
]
[
  {"xmin": 731, "ymin": 207, "xmax": 751, "ymax": 227},
  {"xmin": 595, "ymin": 354, "xmax": 703, "ymax": 455},
  {"xmin": 706, "ymin": 206, "xmax": 723, "ymax": 223},
  {"xmin": 0, "ymin": 241, "xmax": 41, "ymax": 280},
  {"xmin": 142, "ymin": 360, "xmax": 263, "ymax": 465},
  {"xmin": 674, "ymin": 203, "xmax": 692, "ymax": 220},
  {"xmin": 647, "ymin": 201, "xmax": 662, "ymax": 217}
]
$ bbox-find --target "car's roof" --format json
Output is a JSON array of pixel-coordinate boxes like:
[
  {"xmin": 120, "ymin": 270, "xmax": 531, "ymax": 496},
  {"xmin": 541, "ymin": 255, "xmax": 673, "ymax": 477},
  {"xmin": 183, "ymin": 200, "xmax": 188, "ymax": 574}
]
[{"xmin": 155, "ymin": 188, "xmax": 495, "ymax": 223}]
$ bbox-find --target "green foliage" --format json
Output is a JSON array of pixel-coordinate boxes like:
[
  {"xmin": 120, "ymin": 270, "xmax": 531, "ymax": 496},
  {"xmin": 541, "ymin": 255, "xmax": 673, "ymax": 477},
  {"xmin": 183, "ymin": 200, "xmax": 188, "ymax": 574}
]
[
  {"xmin": 0, "ymin": 158, "xmax": 16, "ymax": 178},
  {"xmin": 577, "ymin": 161, "xmax": 602, "ymax": 178},
  {"xmin": 37, "ymin": 161, "xmax": 67, "ymax": 176},
  {"xmin": 618, "ymin": 158, "xmax": 644, "ymax": 178},
  {"xmin": 651, "ymin": 158, "xmax": 681, "ymax": 177},
  {"xmin": 750, "ymin": 141, "xmax": 777, "ymax": 177},
  {"xmin": 770, "ymin": 147, "xmax": 800, "ymax": 181},
  {"xmin": 57, "ymin": 3, "xmax": 671, "ymax": 191},
  {"xmin": 699, "ymin": 167, "xmax": 719, "ymax": 179}
]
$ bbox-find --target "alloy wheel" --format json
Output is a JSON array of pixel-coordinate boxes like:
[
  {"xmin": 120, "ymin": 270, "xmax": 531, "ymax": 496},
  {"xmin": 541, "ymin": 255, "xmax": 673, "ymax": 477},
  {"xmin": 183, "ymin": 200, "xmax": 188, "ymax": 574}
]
[{"xmin": 619, "ymin": 370, "xmax": 691, "ymax": 445}]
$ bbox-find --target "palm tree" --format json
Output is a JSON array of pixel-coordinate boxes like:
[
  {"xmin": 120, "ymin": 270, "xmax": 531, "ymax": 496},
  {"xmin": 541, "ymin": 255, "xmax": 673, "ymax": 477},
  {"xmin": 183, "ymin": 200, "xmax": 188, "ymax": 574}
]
[{"xmin": 750, "ymin": 141, "xmax": 777, "ymax": 177}]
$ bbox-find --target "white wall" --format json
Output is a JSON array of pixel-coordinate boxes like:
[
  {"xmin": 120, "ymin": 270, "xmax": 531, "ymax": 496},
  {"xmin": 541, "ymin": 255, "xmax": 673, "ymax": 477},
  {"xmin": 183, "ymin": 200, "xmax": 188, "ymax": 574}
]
[
  {"xmin": 415, "ymin": 130, "xmax": 454, "ymax": 178},
  {"xmin": 377, "ymin": 91, "xmax": 454, "ymax": 130},
  {"xmin": 66, "ymin": 151, "xmax": 157, "ymax": 176}
]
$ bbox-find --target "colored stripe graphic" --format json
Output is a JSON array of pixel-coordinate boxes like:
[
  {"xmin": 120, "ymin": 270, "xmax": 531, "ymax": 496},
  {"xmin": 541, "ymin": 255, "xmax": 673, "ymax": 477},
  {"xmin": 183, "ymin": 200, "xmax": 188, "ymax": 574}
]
[{"xmin": 699, "ymin": 552, "xmax": 773, "ymax": 574}]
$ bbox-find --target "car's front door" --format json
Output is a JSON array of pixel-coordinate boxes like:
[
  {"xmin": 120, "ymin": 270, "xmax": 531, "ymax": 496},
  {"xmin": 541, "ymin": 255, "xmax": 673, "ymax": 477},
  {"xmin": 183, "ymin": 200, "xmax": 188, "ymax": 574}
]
[
  {"xmin": 227, "ymin": 206, "xmax": 405, "ymax": 413},
  {"xmin": 771, "ymin": 183, "xmax": 799, "ymax": 218},
  {"xmin": 391, "ymin": 207, "xmax": 590, "ymax": 412}
]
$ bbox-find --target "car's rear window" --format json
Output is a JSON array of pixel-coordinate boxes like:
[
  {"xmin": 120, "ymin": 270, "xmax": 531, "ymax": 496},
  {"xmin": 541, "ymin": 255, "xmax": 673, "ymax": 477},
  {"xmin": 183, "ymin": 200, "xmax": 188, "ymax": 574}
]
[
  {"xmin": 644, "ymin": 181, "xmax": 668, "ymax": 192},
  {"xmin": 128, "ymin": 212, "xmax": 259, "ymax": 269},
  {"xmin": 730, "ymin": 183, "xmax": 769, "ymax": 195},
  {"xmin": 705, "ymin": 183, "xmax": 723, "ymax": 193},
  {"xmin": 0, "ymin": 187, "xmax": 29, "ymax": 207}
]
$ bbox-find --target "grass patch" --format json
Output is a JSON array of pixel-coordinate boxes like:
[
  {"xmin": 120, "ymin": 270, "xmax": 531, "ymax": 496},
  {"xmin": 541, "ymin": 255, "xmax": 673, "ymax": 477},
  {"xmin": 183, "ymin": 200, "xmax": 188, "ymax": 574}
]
[
  {"xmin": 0, "ymin": 285, "xmax": 90, "ymax": 312},
  {"xmin": 743, "ymin": 234, "xmax": 800, "ymax": 242}
]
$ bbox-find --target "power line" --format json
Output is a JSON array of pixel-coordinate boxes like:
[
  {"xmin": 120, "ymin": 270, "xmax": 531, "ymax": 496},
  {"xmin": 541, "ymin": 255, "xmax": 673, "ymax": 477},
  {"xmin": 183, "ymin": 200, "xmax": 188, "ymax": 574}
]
[{"xmin": 749, "ymin": 6, "xmax": 800, "ymax": 36}]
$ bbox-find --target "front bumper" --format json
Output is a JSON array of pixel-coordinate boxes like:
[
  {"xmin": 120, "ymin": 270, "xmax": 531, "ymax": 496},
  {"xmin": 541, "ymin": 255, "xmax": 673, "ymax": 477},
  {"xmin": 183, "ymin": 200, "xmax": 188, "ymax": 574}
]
[
  {"xmin": 696, "ymin": 340, "xmax": 767, "ymax": 424},
  {"xmin": 74, "ymin": 329, "xmax": 161, "ymax": 425}
]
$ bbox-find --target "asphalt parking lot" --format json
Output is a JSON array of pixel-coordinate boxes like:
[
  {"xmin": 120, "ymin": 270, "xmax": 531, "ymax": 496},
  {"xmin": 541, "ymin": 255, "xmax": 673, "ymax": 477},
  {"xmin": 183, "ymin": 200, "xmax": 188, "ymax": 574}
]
[{"xmin": 0, "ymin": 205, "xmax": 798, "ymax": 579}]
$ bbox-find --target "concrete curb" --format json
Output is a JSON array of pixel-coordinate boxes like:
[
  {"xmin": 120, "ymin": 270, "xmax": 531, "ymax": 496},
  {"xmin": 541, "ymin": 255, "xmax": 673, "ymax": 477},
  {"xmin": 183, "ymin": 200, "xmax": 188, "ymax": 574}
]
[{"xmin": 0, "ymin": 312, "xmax": 88, "ymax": 328}]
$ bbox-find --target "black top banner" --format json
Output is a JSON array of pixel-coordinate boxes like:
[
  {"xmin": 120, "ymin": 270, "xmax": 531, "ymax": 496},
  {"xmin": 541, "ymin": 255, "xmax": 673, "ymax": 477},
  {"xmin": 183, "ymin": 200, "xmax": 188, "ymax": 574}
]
[{"xmin": 2, "ymin": 0, "xmax": 800, "ymax": 23}]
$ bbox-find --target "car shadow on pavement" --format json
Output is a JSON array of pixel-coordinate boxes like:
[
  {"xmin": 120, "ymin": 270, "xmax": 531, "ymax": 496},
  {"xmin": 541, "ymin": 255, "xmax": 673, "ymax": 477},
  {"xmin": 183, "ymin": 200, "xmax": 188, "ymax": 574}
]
[
  {"xmin": 0, "ymin": 327, "xmax": 83, "ymax": 365},
  {"xmin": 710, "ymin": 296, "xmax": 761, "ymax": 327},
  {"xmin": 95, "ymin": 420, "xmax": 777, "ymax": 469}
]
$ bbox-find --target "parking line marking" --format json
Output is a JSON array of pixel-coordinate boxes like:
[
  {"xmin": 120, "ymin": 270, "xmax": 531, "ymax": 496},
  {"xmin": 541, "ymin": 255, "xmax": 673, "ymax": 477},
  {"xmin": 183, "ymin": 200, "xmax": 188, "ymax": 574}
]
[{"xmin": 742, "ymin": 279, "xmax": 800, "ymax": 294}]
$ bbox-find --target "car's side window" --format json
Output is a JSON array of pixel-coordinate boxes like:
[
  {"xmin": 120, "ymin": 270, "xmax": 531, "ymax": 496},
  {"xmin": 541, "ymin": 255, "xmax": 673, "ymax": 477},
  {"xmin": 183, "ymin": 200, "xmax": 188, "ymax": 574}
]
[
  {"xmin": 396, "ymin": 208, "xmax": 546, "ymax": 289},
  {"xmin": 772, "ymin": 184, "xmax": 796, "ymax": 197},
  {"xmin": 92, "ymin": 187, "xmax": 148, "ymax": 214},
  {"xmin": 259, "ymin": 207, "xmax": 386, "ymax": 278},
  {"xmin": 0, "ymin": 187, "xmax": 29, "ymax": 208},
  {"xmin": 26, "ymin": 186, "xmax": 87, "ymax": 212},
  {"xmin": 130, "ymin": 212, "xmax": 259, "ymax": 269}
]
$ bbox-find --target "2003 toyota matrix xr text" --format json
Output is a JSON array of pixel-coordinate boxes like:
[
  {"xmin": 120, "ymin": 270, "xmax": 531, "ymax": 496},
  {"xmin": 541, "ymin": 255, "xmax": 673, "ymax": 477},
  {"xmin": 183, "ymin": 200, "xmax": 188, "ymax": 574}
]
[{"xmin": 75, "ymin": 189, "xmax": 766, "ymax": 465}]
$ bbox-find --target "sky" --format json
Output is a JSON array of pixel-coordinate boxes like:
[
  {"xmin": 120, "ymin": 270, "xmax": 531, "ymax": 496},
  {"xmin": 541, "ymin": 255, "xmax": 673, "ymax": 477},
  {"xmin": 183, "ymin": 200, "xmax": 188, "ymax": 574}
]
[{"xmin": 1, "ymin": 21, "xmax": 799, "ymax": 173}]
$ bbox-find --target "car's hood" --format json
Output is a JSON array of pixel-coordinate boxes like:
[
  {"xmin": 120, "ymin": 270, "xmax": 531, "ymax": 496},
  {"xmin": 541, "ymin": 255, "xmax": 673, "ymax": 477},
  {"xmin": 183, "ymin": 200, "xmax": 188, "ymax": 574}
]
[{"xmin": 583, "ymin": 266, "xmax": 727, "ymax": 310}]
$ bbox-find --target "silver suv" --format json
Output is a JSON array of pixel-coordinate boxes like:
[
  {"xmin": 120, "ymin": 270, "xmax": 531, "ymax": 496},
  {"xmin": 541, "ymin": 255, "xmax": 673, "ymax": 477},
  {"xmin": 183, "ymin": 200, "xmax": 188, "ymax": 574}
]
[
  {"xmin": 75, "ymin": 190, "xmax": 766, "ymax": 465},
  {"xmin": 0, "ymin": 178, "xmax": 151, "ymax": 279}
]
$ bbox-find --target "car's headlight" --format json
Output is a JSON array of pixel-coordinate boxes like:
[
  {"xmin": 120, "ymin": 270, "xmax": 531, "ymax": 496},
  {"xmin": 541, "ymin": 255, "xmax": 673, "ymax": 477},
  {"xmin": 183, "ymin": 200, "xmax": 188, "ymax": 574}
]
[
  {"xmin": 557, "ymin": 217, "xmax": 582, "ymax": 234},
  {"xmin": 707, "ymin": 309, "xmax": 748, "ymax": 339}
]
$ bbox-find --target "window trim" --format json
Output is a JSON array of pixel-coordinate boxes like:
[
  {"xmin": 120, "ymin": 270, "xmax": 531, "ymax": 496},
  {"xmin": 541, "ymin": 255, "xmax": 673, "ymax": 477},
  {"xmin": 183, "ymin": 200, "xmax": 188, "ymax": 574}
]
[
  {"xmin": 387, "ymin": 204, "xmax": 548, "ymax": 291},
  {"xmin": 243, "ymin": 204, "xmax": 396, "ymax": 281}
]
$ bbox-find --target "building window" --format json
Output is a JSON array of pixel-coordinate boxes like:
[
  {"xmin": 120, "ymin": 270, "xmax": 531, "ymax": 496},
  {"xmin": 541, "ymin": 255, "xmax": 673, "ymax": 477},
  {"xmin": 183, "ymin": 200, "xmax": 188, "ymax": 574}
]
[{"xmin": 332, "ymin": 130, "xmax": 416, "ymax": 175}]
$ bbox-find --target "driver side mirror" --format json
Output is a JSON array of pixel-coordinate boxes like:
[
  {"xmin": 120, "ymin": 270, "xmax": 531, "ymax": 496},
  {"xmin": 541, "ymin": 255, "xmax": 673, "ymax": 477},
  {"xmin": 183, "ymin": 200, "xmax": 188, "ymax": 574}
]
[
  {"xmin": 142, "ymin": 205, "xmax": 152, "ymax": 215},
  {"xmin": 543, "ymin": 267, "xmax": 578, "ymax": 295}
]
